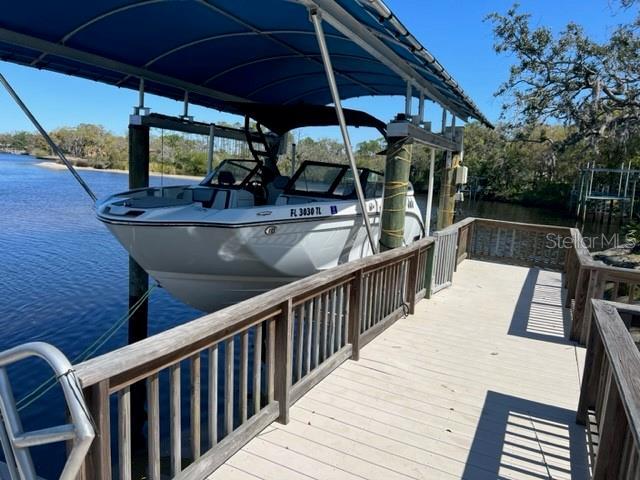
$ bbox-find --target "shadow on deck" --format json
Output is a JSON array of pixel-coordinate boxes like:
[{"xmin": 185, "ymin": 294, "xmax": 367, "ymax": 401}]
[
  {"xmin": 508, "ymin": 268, "xmax": 574, "ymax": 345},
  {"xmin": 463, "ymin": 391, "xmax": 589, "ymax": 480}
]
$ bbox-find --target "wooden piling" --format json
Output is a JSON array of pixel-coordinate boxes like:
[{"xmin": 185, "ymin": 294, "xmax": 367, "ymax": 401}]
[
  {"xmin": 379, "ymin": 138, "xmax": 412, "ymax": 251},
  {"xmin": 127, "ymin": 123, "xmax": 150, "ymax": 450},
  {"xmin": 437, "ymin": 150, "xmax": 462, "ymax": 229}
]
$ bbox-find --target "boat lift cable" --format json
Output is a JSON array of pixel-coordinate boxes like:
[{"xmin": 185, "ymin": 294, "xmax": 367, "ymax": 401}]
[
  {"xmin": 15, "ymin": 283, "xmax": 158, "ymax": 412},
  {"xmin": 0, "ymin": 72, "xmax": 97, "ymax": 203}
]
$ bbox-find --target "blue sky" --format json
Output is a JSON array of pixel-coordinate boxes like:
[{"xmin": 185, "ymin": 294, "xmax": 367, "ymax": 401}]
[{"xmin": 0, "ymin": 0, "xmax": 635, "ymax": 145}]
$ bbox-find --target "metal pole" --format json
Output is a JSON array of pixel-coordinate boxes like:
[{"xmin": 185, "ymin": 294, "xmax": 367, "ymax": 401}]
[
  {"xmin": 576, "ymin": 168, "xmax": 585, "ymax": 217},
  {"xmin": 450, "ymin": 115, "xmax": 456, "ymax": 140},
  {"xmin": 618, "ymin": 161, "xmax": 624, "ymax": 196},
  {"xmin": 418, "ymin": 91, "xmax": 425, "ymax": 125},
  {"xmin": 0, "ymin": 73, "xmax": 97, "ymax": 202},
  {"xmin": 631, "ymin": 179, "xmax": 636, "ymax": 219},
  {"xmin": 404, "ymin": 82, "xmax": 412, "ymax": 118},
  {"xmin": 138, "ymin": 78, "xmax": 145, "ymax": 110},
  {"xmin": 425, "ymin": 148, "xmax": 435, "ymax": 236},
  {"xmin": 207, "ymin": 124, "xmax": 215, "ymax": 174},
  {"xmin": 624, "ymin": 160, "xmax": 631, "ymax": 198},
  {"xmin": 441, "ymin": 108, "xmax": 447, "ymax": 134},
  {"xmin": 182, "ymin": 91, "xmax": 189, "ymax": 118},
  {"xmin": 310, "ymin": 9, "xmax": 377, "ymax": 254},
  {"xmin": 290, "ymin": 142, "xmax": 297, "ymax": 177}
]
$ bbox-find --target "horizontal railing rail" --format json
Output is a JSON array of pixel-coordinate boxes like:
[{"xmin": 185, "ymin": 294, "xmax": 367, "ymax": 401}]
[
  {"xmin": 468, "ymin": 218, "xmax": 570, "ymax": 270},
  {"xmin": 72, "ymin": 236, "xmax": 439, "ymax": 480},
  {"xmin": 577, "ymin": 300, "xmax": 640, "ymax": 479}
]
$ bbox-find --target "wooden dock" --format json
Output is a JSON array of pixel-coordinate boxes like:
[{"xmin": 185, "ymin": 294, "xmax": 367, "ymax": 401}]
[
  {"xmin": 8, "ymin": 217, "xmax": 640, "ymax": 479},
  {"xmin": 209, "ymin": 260, "xmax": 590, "ymax": 480}
]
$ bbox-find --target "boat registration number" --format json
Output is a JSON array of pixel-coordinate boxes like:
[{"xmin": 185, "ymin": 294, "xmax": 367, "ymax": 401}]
[{"xmin": 290, "ymin": 206, "xmax": 322, "ymax": 217}]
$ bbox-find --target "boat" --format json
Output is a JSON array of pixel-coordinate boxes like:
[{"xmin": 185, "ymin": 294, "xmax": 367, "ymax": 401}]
[{"xmin": 97, "ymin": 158, "xmax": 424, "ymax": 311}]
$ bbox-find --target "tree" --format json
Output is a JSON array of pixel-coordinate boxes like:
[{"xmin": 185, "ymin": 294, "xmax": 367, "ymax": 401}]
[{"xmin": 487, "ymin": 4, "xmax": 640, "ymax": 154}]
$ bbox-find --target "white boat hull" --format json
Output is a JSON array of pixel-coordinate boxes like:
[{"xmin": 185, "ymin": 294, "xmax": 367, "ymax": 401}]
[{"xmin": 101, "ymin": 200, "xmax": 423, "ymax": 311}]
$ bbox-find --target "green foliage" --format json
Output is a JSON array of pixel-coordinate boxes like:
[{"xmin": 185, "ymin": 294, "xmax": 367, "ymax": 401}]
[{"xmin": 486, "ymin": 3, "xmax": 640, "ymax": 153}]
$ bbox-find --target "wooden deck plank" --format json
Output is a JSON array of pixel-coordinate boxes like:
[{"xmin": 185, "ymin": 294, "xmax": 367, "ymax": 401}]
[{"xmin": 209, "ymin": 260, "xmax": 589, "ymax": 480}]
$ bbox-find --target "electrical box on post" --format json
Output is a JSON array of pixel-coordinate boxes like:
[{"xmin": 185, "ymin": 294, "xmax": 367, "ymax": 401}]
[{"xmin": 455, "ymin": 166, "xmax": 468, "ymax": 185}]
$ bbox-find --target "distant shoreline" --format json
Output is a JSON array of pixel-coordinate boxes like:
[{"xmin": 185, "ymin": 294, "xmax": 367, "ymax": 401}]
[{"xmin": 35, "ymin": 159, "xmax": 204, "ymax": 182}]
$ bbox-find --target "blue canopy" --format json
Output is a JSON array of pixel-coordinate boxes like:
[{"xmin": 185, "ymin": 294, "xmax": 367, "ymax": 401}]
[{"xmin": 0, "ymin": 0, "xmax": 490, "ymax": 127}]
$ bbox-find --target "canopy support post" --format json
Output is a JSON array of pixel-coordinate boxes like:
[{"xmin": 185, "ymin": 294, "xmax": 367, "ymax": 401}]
[
  {"xmin": 418, "ymin": 92, "xmax": 425, "ymax": 125},
  {"xmin": 181, "ymin": 91, "xmax": 192, "ymax": 121},
  {"xmin": 310, "ymin": 8, "xmax": 377, "ymax": 254},
  {"xmin": 207, "ymin": 124, "xmax": 215, "ymax": 174},
  {"xmin": 404, "ymin": 82, "xmax": 412, "ymax": 118},
  {"xmin": 425, "ymin": 148, "xmax": 435, "ymax": 236},
  {"xmin": 0, "ymin": 72, "xmax": 97, "ymax": 203},
  {"xmin": 134, "ymin": 78, "xmax": 150, "ymax": 116}
]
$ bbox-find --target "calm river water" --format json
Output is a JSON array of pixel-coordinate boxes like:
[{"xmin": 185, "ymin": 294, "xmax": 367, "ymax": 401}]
[{"xmin": 0, "ymin": 152, "xmax": 621, "ymax": 476}]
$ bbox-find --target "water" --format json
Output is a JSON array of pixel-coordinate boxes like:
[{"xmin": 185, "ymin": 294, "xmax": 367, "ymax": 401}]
[
  {"xmin": 0, "ymin": 153, "xmax": 624, "ymax": 476},
  {"xmin": 0, "ymin": 153, "xmax": 202, "ymax": 476}
]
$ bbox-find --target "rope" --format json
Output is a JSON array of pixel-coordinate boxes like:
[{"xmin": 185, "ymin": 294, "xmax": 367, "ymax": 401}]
[
  {"xmin": 58, "ymin": 369, "xmax": 97, "ymax": 433},
  {"xmin": 16, "ymin": 283, "xmax": 157, "ymax": 412}
]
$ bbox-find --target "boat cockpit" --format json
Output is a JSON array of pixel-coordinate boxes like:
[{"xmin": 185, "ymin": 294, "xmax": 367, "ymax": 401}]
[{"xmin": 100, "ymin": 159, "xmax": 390, "ymax": 216}]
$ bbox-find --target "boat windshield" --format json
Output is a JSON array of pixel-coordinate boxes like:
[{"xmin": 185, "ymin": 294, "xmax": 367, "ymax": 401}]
[
  {"xmin": 200, "ymin": 159, "xmax": 262, "ymax": 187},
  {"xmin": 285, "ymin": 161, "xmax": 384, "ymax": 199}
]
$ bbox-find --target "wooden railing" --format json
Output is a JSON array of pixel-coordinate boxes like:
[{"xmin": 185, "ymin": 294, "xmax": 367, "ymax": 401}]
[
  {"xmin": 431, "ymin": 221, "xmax": 461, "ymax": 294},
  {"xmin": 50, "ymin": 216, "xmax": 640, "ymax": 479},
  {"xmin": 563, "ymin": 229, "xmax": 640, "ymax": 346},
  {"xmin": 72, "ymin": 236, "xmax": 437, "ymax": 480},
  {"xmin": 468, "ymin": 218, "xmax": 570, "ymax": 270},
  {"xmin": 577, "ymin": 300, "xmax": 640, "ymax": 479}
]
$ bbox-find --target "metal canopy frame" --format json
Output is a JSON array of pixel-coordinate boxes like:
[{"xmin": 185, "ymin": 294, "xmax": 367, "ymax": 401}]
[
  {"xmin": 310, "ymin": 9, "xmax": 377, "ymax": 254},
  {"xmin": 130, "ymin": 112, "xmax": 279, "ymax": 145},
  {"xmin": 386, "ymin": 121, "xmax": 462, "ymax": 151},
  {"xmin": 0, "ymin": 1, "xmax": 490, "ymax": 126},
  {"xmin": 0, "ymin": 26, "xmax": 246, "ymax": 104},
  {"xmin": 293, "ymin": 0, "xmax": 489, "ymax": 125}
]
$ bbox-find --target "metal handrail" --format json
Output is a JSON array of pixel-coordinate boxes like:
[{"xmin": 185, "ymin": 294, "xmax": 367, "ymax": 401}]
[{"xmin": 0, "ymin": 342, "xmax": 94, "ymax": 480}]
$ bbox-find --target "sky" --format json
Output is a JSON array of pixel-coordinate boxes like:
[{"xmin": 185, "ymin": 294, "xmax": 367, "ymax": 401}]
[{"xmin": 0, "ymin": 0, "xmax": 635, "ymax": 145}]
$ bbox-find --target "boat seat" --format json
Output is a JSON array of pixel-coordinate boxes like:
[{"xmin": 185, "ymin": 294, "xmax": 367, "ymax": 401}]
[
  {"xmin": 192, "ymin": 188, "xmax": 216, "ymax": 208},
  {"xmin": 218, "ymin": 170, "xmax": 236, "ymax": 185}
]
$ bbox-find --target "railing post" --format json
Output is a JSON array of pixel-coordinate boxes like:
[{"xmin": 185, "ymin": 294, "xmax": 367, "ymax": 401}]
[
  {"xmin": 564, "ymin": 252, "xmax": 577, "ymax": 308},
  {"xmin": 581, "ymin": 271, "xmax": 605, "ymax": 345},
  {"xmin": 406, "ymin": 251, "xmax": 420, "ymax": 314},
  {"xmin": 424, "ymin": 243, "xmax": 436, "ymax": 299},
  {"xmin": 592, "ymin": 373, "xmax": 627, "ymax": 479},
  {"xmin": 274, "ymin": 298, "xmax": 293, "ymax": 424},
  {"xmin": 577, "ymin": 318, "xmax": 603, "ymax": 424},
  {"xmin": 348, "ymin": 270, "xmax": 363, "ymax": 361},
  {"xmin": 467, "ymin": 219, "xmax": 475, "ymax": 259},
  {"xmin": 83, "ymin": 381, "xmax": 111, "ymax": 480},
  {"xmin": 571, "ymin": 267, "xmax": 589, "ymax": 341}
]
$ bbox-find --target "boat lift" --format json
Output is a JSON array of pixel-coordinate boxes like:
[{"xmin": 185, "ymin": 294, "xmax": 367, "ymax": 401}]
[
  {"xmin": 574, "ymin": 162, "xmax": 640, "ymax": 223},
  {"xmin": 0, "ymin": 2, "xmax": 491, "ymax": 477}
]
